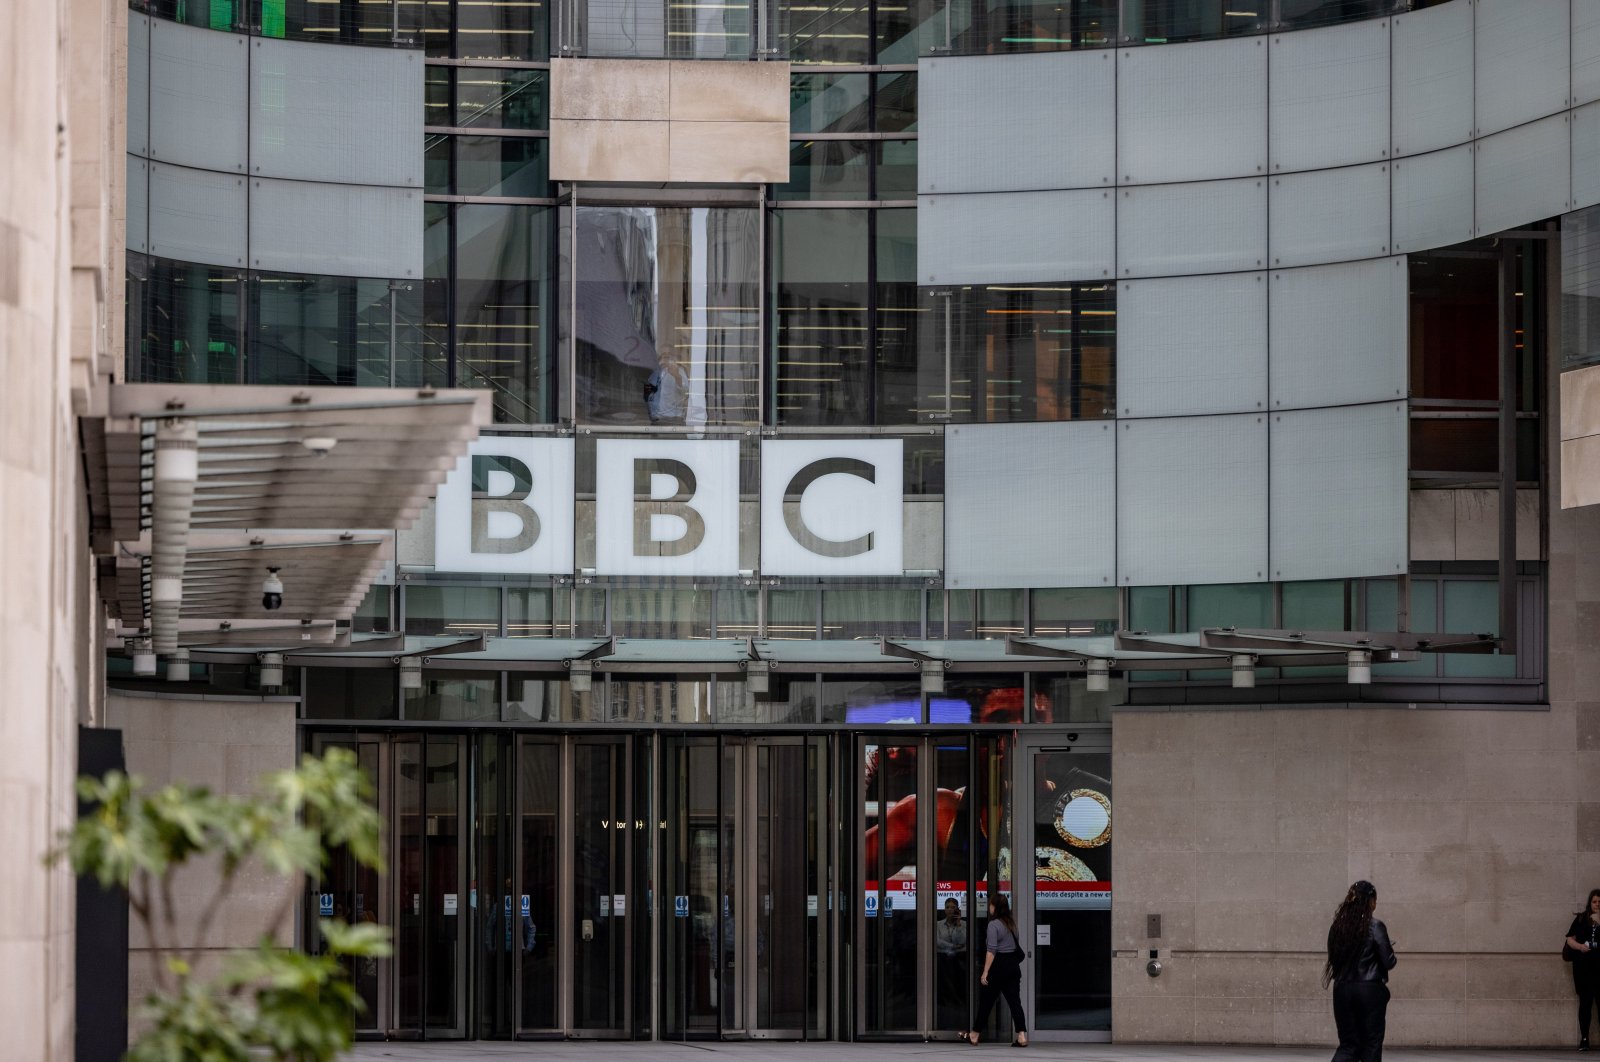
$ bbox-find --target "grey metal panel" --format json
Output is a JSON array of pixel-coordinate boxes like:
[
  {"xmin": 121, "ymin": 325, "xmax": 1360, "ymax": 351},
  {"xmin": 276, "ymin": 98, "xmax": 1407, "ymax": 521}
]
[
  {"xmin": 1269, "ymin": 257, "xmax": 1407, "ymax": 411},
  {"xmin": 1116, "ymin": 178, "xmax": 1266, "ymax": 278},
  {"xmin": 1116, "ymin": 37, "xmax": 1267, "ymax": 184},
  {"xmin": 1475, "ymin": 112, "xmax": 1572, "ymax": 236},
  {"xmin": 1116, "ymin": 413, "xmax": 1268, "ymax": 587},
  {"xmin": 147, "ymin": 162, "xmax": 247, "ymax": 268},
  {"xmin": 945, "ymin": 422, "xmax": 1115, "ymax": 589},
  {"xmin": 1269, "ymin": 161, "xmax": 1390, "ymax": 268},
  {"xmin": 1390, "ymin": 0, "xmax": 1474, "ymax": 158},
  {"xmin": 128, "ymin": 14, "xmax": 149, "ymax": 159},
  {"xmin": 1577, "ymin": 0, "xmax": 1600, "ymax": 107},
  {"xmin": 1269, "ymin": 18, "xmax": 1391, "ymax": 173},
  {"xmin": 1116, "ymin": 272, "xmax": 1267, "ymax": 419},
  {"xmin": 1574, "ymin": 102, "xmax": 1600, "ymax": 210},
  {"xmin": 249, "ymin": 37, "xmax": 423, "ymax": 188},
  {"xmin": 1269, "ymin": 402, "xmax": 1408, "ymax": 582},
  {"xmin": 1474, "ymin": 0, "xmax": 1570, "ymax": 138},
  {"xmin": 1392, "ymin": 144, "xmax": 1475, "ymax": 253},
  {"xmin": 127, "ymin": 156, "xmax": 149, "ymax": 255},
  {"xmin": 249, "ymin": 179, "xmax": 422, "ymax": 279},
  {"xmin": 920, "ymin": 52, "xmax": 1114, "ymax": 195},
  {"xmin": 148, "ymin": 20, "xmax": 248, "ymax": 174},
  {"xmin": 918, "ymin": 189, "xmax": 1114, "ymax": 285}
]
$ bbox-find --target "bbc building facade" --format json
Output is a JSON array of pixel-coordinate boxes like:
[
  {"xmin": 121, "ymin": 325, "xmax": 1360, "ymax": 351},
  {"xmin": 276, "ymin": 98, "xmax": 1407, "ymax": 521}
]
[{"xmin": 18, "ymin": 0, "xmax": 1600, "ymax": 1054}]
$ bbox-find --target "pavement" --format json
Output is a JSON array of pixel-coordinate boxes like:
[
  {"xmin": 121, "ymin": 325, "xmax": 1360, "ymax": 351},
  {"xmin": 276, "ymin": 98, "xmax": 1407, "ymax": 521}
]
[{"xmin": 348, "ymin": 1043, "xmax": 1588, "ymax": 1061}]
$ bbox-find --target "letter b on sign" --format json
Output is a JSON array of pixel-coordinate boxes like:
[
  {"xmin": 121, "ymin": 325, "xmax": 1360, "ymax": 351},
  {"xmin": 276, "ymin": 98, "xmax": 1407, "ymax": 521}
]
[{"xmin": 435, "ymin": 438, "xmax": 575, "ymax": 574}]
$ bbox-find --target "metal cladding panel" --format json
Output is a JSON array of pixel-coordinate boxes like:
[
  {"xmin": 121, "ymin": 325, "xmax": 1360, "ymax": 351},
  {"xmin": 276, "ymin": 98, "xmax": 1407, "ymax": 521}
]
[
  {"xmin": 129, "ymin": 14, "xmax": 149, "ymax": 158},
  {"xmin": 1269, "ymin": 18, "xmax": 1391, "ymax": 173},
  {"xmin": 1474, "ymin": 0, "xmax": 1570, "ymax": 138},
  {"xmin": 1117, "ymin": 272, "xmax": 1267, "ymax": 418},
  {"xmin": 1475, "ymin": 112, "xmax": 1572, "ymax": 236},
  {"xmin": 1269, "ymin": 161, "xmax": 1390, "ymax": 268},
  {"xmin": 1390, "ymin": 0, "xmax": 1474, "ymax": 158},
  {"xmin": 945, "ymin": 422, "xmax": 1115, "ymax": 589},
  {"xmin": 148, "ymin": 21, "xmax": 248, "ymax": 175},
  {"xmin": 1576, "ymin": 0, "xmax": 1600, "ymax": 108},
  {"xmin": 1269, "ymin": 257, "xmax": 1407, "ymax": 411},
  {"xmin": 249, "ymin": 179, "xmax": 422, "ymax": 279},
  {"xmin": 1574, "ymin": 102, "xmax": 1600, "ymax": 211},
  {"xmin": 1117, "ymin": 178, "xmax": 1266, "ymax": 278},
  {"xmin": 1116, "ymin": 413, "xmax": 1268, "ymax": 587},
  {"xmin": 1392, "ymin": 144, "xmax": 1475, "ymax": 252},
  {"xmin": 128, "ymin": 157, "xmax": 148, "ymax": 255},
  {"xmin": 147, "ymin": 163, "xmax": 247, "ymax": 267},
  {"xmin": 249, "ymin": 37, "xmax": 423, "ymax": 188},
  {"xmin": 1270, "ymin": 402, "xmax": 1408, "ymax": 582},
  {"xmin": 918, "ymin": 189, "xmax": 1114, "ymax": 285},
  {"xmin": 920, "ymin": 52, "xmax": 1114, "ymax": 195},
  {"xmin": 1116, "ymin": 37, "xmax": 1267, "ymax": 184}
]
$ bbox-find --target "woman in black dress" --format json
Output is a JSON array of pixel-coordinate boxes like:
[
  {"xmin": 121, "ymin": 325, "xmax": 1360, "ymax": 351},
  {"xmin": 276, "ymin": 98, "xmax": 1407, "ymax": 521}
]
[
  {"xmin": 1566, "ymin": 889, "xmax": 1600, "ymax": 1050},
  {"xmin": 1324, "ymin": 880, "xmax": 1397, "ymax": 1062}
]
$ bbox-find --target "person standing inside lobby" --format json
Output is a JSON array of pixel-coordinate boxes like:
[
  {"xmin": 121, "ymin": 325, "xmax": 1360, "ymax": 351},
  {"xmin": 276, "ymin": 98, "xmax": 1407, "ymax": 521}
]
[{"xmin": 1565, "ymin": 889, "xmax": 1600, "ymax": 1050}]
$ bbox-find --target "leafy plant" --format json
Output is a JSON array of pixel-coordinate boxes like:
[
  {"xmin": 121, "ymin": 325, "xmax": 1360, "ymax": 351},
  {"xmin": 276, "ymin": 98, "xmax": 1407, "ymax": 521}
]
[{"xmin": 53, "ymin": 747, "xmax": 389, "ymax": 1061}]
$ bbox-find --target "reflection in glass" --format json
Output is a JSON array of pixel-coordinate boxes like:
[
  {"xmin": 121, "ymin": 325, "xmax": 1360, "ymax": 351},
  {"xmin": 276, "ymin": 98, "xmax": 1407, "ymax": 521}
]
[
  {"xmin": 151, "ymin": 0, "xmax": 246, "ymax": 31},
  {"xmin": 576, "ymin": 206, "xmax": 760, "ymax": 426},
  {"xmin": 404, "ymin": 671, "xmax": 501, "ymax": 720},
  {"xmin": 1030, "ymin": 750, "xmax": 1111, "ymax": 1031},
  {"xmin": 1124, "ymin": 0, "xmax": 1263, "ymax": 43},
  {"xmin": 1186, "ymin": 582, "xmax": 1271, "ymax": 631},
  {"xmin": 353, "ymin": 584, "xmax": 392, "ymax": 632},
  {"xmin": 776, "ymin": 0, "xmax": 869, "ymax": 64},
  {"xmin": 404, "ymin": 585, "xmax": 501, "ymax": 635},
  {"xmin": 1031, "ymin": 587, "xmax": 1116, "ymax": 637},
  {"xmin": 426, "ymin": 65, "xmax": 451, "ymax": 126},
  {"xmin": 919, "ymin": 283, "xmax": 1116, "ymax": 423},
  {"xmin": 947, "ymin": 0, "xmax": 1115, "ymax": 54},
  {"xmin": 518, "ymin": 738, "xmax": 560, "ymax": 1029},
  {"xmin": 861, "ymin": 740, "xmax": 918, "ymax": 1032},
  {"xmin": 609, "ymin": 589, "xmax": 714, "ymax": 639},
  {"xmin": 425, "ymin": 134, "xmax": 451, "ymax": 194},
  {"xmin": 767, "ymin": 590, "xmax": 819, "ymax": 638},
  {"xmin": 572, "ymin": 741, "xmax": 628, "ymax": 1030},
  {"xmin": 583, "ymin": 0, "xmax": 750, "ymax": 57},
  {"xmin": 260, "ymin": 0, "xmax": 423, "ymax": 45},
  {"xmin": 874, "ymin": 0, "xmax": 934, "ymax": 61},
  {"xmin": 506, "ymin": 587, "xmax": 555, "ymax": 637},
  {"xmin": 252, "ymin": 271, "xmax": 424, "ymax": 387},
  {"xmin": 772, "ymin": 209, "xmax": 869, "ymax": 424},
  {"xmin": 822, "ymin": 589, "xmax": 922, "ymax": 639},
  {"xmin": 875, "ymin": 209, "xmax": 922, "ymax": 422},
  {"xmin": 456, "ymin": 0, "xmax": 549, "ymax": 59},
  {"xmin": 127, "ymin": 255, "xmax": 242, "ymax": 384},
  {"xmin": 1278, "ymin": 0, "xmax": 1393, "ymax": 31},
  {"xmin": 608, "ymin": 677, "xmax": 712, "ymax": 722},
  {"xmin": 777, "ymin": 140, "xmax": 871, "ymax": 201},
  {"xmin": 456, "ymin": 68, "xmax": 548, "ymax": 129},
  {"xmin": 823, "ymin": 678, "xmax": 921, "ymax": 723},
  {"xmin": 875, "ymin": 139, "xmax": 917, "ymax": 200},
  {"xmin": 1281, "ymin": 580, "xmax": 1347, "ymax": 630},
  {"xmin": 457, "ymin": 204, "xmax": 554, "ymax": 422},
  {"xmin": 1442, "ymin": 579, "xmax": 1516, "ymax": 678},
  {"xmin": 875, "ymin": 72, "xmax": 918, "ymax": 133},
  {"xmin": 455, "ymin": 136, "xmax": 548, "ymax": 197},
  {"xmin": 304, "ymin": 667, "xmax": 397, "ymax": 719},
  {"xmin": 1365, "ymin": 577, "xmax": 1437, "ymax": 678},
  {"xmin": 790, "ymin": 73, "xmax": 871, "ymax": 134}
]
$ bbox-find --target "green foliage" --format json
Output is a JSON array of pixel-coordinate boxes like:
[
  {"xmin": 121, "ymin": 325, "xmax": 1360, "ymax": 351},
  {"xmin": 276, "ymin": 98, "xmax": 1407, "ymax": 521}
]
[{"xmin": 52, "ymin": 747, "xmax": 389, "ymax": 1062}]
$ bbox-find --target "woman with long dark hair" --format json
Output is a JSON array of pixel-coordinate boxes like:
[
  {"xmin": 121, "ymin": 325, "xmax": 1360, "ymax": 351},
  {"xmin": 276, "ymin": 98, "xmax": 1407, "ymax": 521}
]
[
  {"xmin": 1324, "ymin": 880, "xmax": 1397, "ymax": 1062},
  {"xmin": 963, "ymin": 893, "xmax": 1027, "ymax": 1047},
  {"xmin": 1564, "ymin": 888, "xmax": 1600, "ymax": 1050}
]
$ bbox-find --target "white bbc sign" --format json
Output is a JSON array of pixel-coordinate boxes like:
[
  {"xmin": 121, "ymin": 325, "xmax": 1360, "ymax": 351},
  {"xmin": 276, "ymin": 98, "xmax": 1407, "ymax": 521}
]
[{"xmin": 434, "ymin": 437, "xmax": 903, "ymax": 577}]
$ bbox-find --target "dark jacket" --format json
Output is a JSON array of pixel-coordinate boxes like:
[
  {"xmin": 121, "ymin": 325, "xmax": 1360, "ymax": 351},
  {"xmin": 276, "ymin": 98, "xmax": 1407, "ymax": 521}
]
[
  {"xmin": 1568, "ymin": 914, "xmax": 1600, "ymax": 968},
  {"xmin": 1331, "ymin": 918, "xmax": 1398, "ymax": 984}
]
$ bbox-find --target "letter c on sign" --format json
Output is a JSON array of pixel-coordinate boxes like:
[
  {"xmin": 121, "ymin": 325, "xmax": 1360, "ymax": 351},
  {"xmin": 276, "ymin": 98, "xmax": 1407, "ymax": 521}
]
[{"xmin": 784, "ymin": 458, "xmax": 876, "ymax": 558}]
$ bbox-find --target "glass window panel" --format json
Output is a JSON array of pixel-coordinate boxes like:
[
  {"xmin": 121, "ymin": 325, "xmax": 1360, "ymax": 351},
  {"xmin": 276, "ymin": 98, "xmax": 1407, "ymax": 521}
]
[
  {"xmin": 1365, "ymin": 577, "xmax": 1438, "ymax": 677},
  {"xmin": 719, "ymin": 674, "xmax": 818, "ymax": 723},
  {"xmin": 422, "ymin": 0, "xmax": 450, "ymax": 54},
  {"xmin": 426, "ymin": 133, "xmax": 451, "ymax": 195},
  {"xmin": 404, "ymin": 584, "xmax": 501, "ymax": 636},
  {"xmin": 875, "ymin": 139, "xmax": 917, "ymax": 200},
  {"xmin": 353, "ymin": 584, "xmax": 393, "ymax": 633},
  {"xmin": 874, "ymin": 0, "xmax": 936, "ymax": 62},
  {"xmin": 935, "ymin": 677, "xmax": 1033, "ymax": 724},
  {"xmin": 252, "ymin": 272, "xmax": 421, "ymax": 388},
  {"xmin": 303, "ymin": 667, "xmax": 397, "ymax": 719},
  {"xmin": 875, "ymin": 208, "xmax": 922, "ymax": 423},
  {"xmin": 874, "ymin": 72, "xmax": 917, "ymax": 134},
  {"xmin": 507, "ymin": 674, "xmax": 589, "ymax": 719},
  {"xmin": 1281, "ymin": 580, "xmax": 1347, "ymax": 631},
  {"xmin": 456, "ymin": 68, "xmax": 548, "ymax": 129},
  {"xmin": 775, "ymin": 140, "xmax": 871, "ymax": 202},
  {"xmin": 1442, "ymin": 579, "xmax": 1517, "ymax": 678},
  {"xmin": 607, "ymin": 677, "xmax": 711, "ymax": 721},
  {"xmin": 919, "ymin": 282, "xmax": 1116, "ymax": 423},
  {"xmin": 822, "ymin": 589, "xmax": 922, "ymax": 639},
  {"xmin": 507, "ymin": 587, "xmax": 554, "ymax": 637},
  {"xmin": 945, "ymin": 590, "xmax": 975, "ymax": 638},
  {"xmin": 425, "ymin": 65, "xmax": 452, "ymax": 126},
  {"xmin": 1408, "ymin": 252, "xmax": 1498, "ymax": 403},
  {"xmin": 1127, "ymin": 585, "xmax": 1172, "ymax": 633},
  {"xmin": 1031, "ymin": 587, "xmax": 1117, "ymax": 637},
  {"xmin": 1278, "ymin": 0, "xmax": 1390, "ymax": 31},
  {"xmin": 1124, "ymin": 0, "xmax": 1264, "ymax": 44},
  {"xmin": 767, "ymin": 590, "xmax": 818, "ymax": 639},
  {"xmin": 455, "ymin": 136, "xmax": 548, "ymax": 197},
  {"xmin": 1039, "ymin": 674, "xmax": 1124, "ymax": 723},
  {"xmin": 574, "ymin": 587, "xmax": 607, "ymax": 635},
  {"xmin": 790, "ymin": 73, "xmax": 871, "ymax": 134},
  {"xmin": 457, "ymin": 0, "xmax": 549, "ymax": 60},
  {"xmin": 777, "ymin": 0, "xmax": 869, "ymax": 64},
  {"xmin": 457, "ymin": 204, "xmax": 554, "ymax": 422},
  {"xmin": 1186, "ymin": 583, "xmax": 1271, "ymax": 630},
  {"xmin": 715, "ymin": 589, "xmax": 760, "ymax": 638},
  {"xmin": 128, "ymin": 257, "xmax": 242, "ymax": 384},
  {"xmin": 975, "ymin": 589, "xmax": 1023, "ymax": 639},
  {"xmin": 405, "ymin": 670, "xmax": 501, "ymax": 720},
  {"xmin": 152, "ymin": 0, "xmax": 247, "ymax": 31},
  {"xmin": 947, "ymin": 0, "xmax": 1115, "ymax": 55},
  {"xmin": 821, "ymin": 678, "xmax": 922, "ymax": 723},
  {"xmin": 266, "ymin": 0, "xmax": 408, "ymax": 44},
  {"xmin": 576, "ymin": 206, "xmax": 760, "ymax": 427},
  {"xmin": 772, "ymin": 208, "xmax": 870, "ymax": 426},
  {"xmin": 609, "ymin": 588, "xmax": 713, "ymax": 639},
  {"xmin": 1563, "ymin": 207, "xmax": 1600, "ymax": 370}
]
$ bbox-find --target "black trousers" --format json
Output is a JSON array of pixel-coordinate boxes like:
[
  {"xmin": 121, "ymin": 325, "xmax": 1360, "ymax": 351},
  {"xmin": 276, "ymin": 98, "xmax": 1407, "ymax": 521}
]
[
  {"xmin": 1330, "ymin": 980, "xmax": 1389, "ymax": 1062},
  {"xmin": 973, "ymin": 963, "xmax": 1026, "ymax": 1038},
  {"xmin": 1575, "ymin": 963, "xmax": 1600, "ymax": 1040}
]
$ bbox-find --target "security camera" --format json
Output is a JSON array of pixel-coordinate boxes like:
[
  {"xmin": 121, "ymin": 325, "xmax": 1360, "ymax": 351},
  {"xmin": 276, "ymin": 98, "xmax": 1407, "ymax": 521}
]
[{"xmin": 261, "ymin": 567, "xmax": 284, "ymax": 611}]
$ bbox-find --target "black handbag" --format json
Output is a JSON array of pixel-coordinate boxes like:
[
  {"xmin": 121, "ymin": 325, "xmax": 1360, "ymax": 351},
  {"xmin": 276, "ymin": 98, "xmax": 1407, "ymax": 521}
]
[{"xmin": 1565, "ymin": 941, "xmax": 1579, "ymax": 963}]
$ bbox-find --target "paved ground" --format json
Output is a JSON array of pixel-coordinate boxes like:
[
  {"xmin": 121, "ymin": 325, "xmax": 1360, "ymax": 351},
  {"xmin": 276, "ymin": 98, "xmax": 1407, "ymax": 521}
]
[{"xmin": 349, "ymin": 1043, "xmax": 1585, "ymax": 1061}]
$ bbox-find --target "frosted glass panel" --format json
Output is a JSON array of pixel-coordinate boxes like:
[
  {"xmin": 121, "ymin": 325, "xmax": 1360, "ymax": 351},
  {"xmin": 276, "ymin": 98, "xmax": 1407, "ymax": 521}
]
[
  {"xmin": 1474, "ymin": 0, "xmax": 1570, "ymax": 137},
  {"xmin": 1576, "ymin": 0, "xmax": 1600, "ymax": 108},
  {"xmin": 1574, "ymin": 103, "xmax": 1600, "ymax": 211},
  {"xmin": 1270, "ymin": 402, "xmax": 1407, "ymax": 582},
  {"xmin": 1270, "ymin": 257, "xmax": 1406, "ymax": 411},
  {"xmin": 1117, "ymin": 178, "xmax": 1266, "ymax": 278},
  {"xmin": 1117, "ymin": 273, "xmax": 1266, "ymax": 418},
  {"xmin": 1392, "ymin": 144, "xmax": 1475, "ymax": 253},
  {"xmin": 1269, "ymin": 161, "xmax": 1390, "ymax": 268},
  {"xmin": 1475, "ymin": 113, "xmax": 1572, "ymax": 237},
  {"xmin": 1391, "ymin": 0, "xmax": 1474, "ymax": 157},
  {"xmin": 250, "ymin": 38, "xmax": 423, "ymax": 188},
  {"xmin": 147, "ymin": 163, "xmax": 247, "ymax": 268},
  {"xmin": 148, "ymin": 21, "xmax": 248, "ymax": 175},
  {"xmin": 250, "ymin": 179, "xmax": 422, "ymax": 279},
  {"xmin": 1116, "ymin": 37, "xmax": 1267, "ymax": 184},
  {"xmin": 1269, "ymin": 18, "xmax": 1391, "ymax": 173},
  {"xmin": 1117, "ymin": 414, "xmax": 1268, "ymax": 587},
  {"xmin": 918, "ymin": 189, "xmax": 1113, "ymax": 285},
  {"xmin": 946, "ymin": 422, "xmax": 1115, "ymax": 589},
  {"xmin": 129, "ymin": 14, "xmax": 149, "ymax": 159},
  {"xmin": 128, "ymin": 157, "xmax": 148, "ymax": 255},
  {"xmin": 920, "ymin": 53, "xmax": 1114, "ymax": 195}
]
